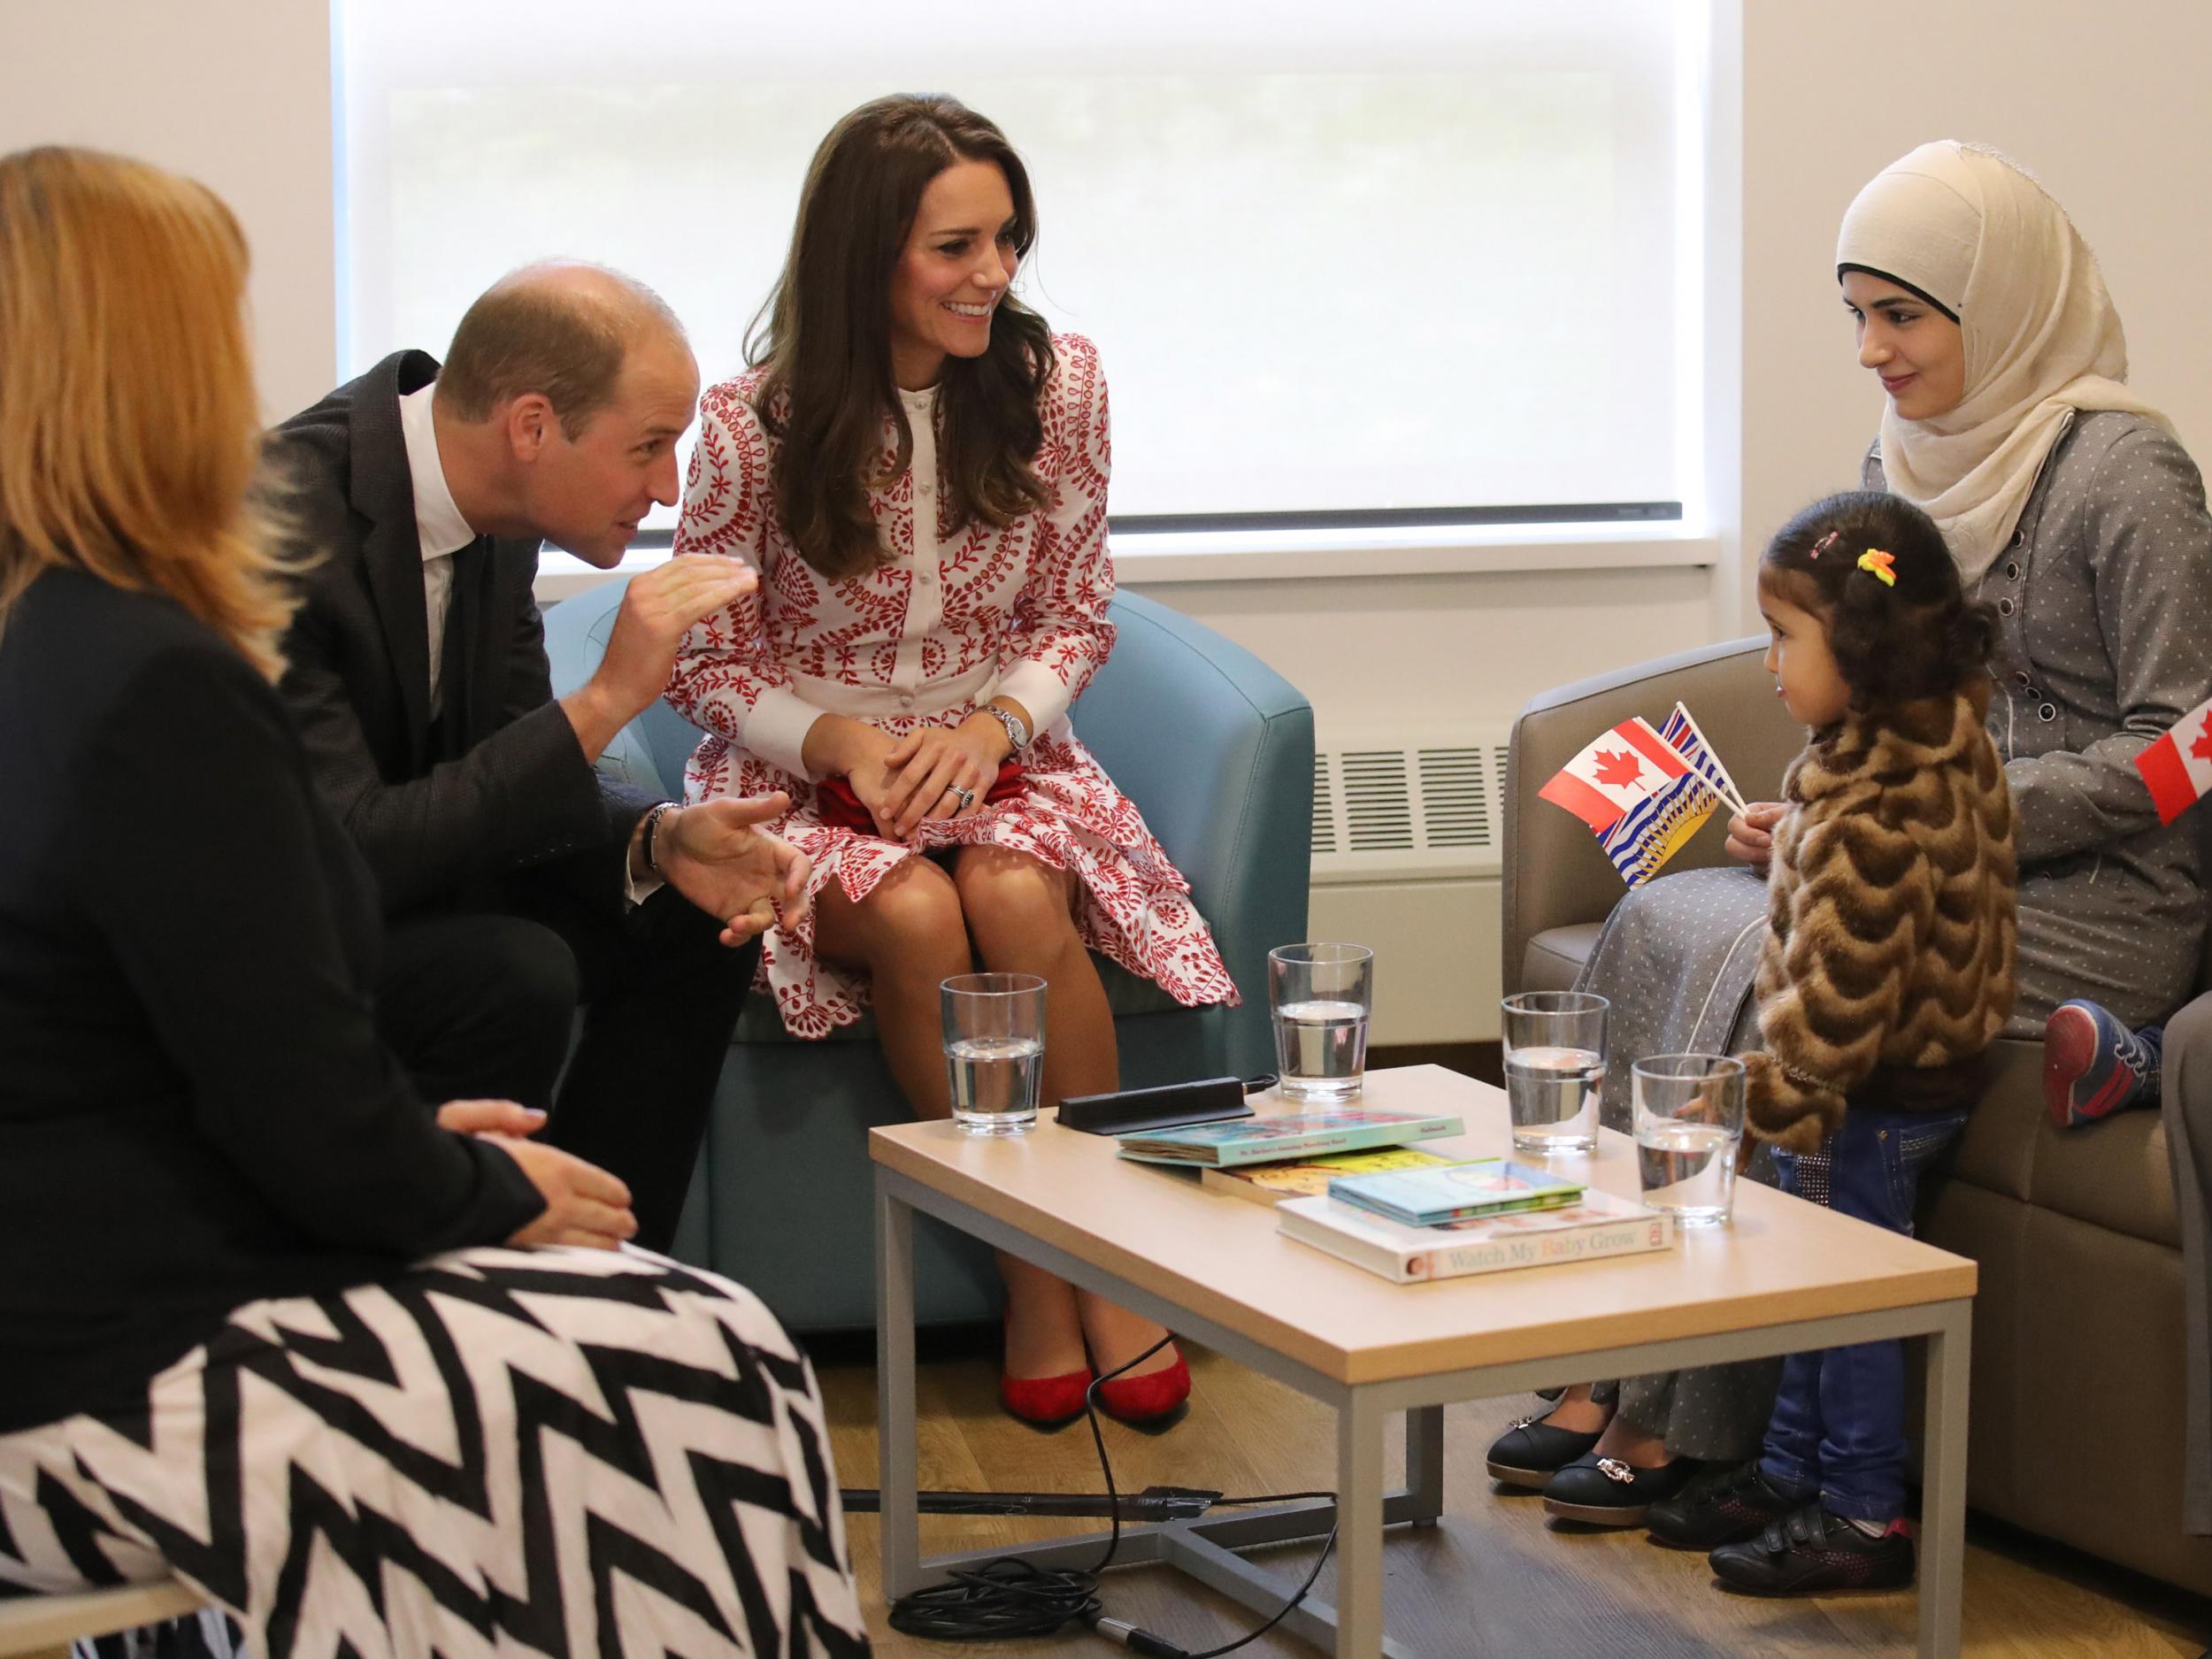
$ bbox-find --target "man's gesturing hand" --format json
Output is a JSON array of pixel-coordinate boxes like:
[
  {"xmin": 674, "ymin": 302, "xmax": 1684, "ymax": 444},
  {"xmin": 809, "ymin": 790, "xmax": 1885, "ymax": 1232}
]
[
  {"xmin": 560, "ymin": 556, "xmax": 756, "ymax": 762},
  {"xmin": 656, "ymin": 792, "xmax": 812, "ymax": 945}
]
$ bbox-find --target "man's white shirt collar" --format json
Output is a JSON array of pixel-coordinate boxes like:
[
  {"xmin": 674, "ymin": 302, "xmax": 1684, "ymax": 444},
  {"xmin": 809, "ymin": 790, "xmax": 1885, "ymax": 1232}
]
[{"xmin": 397, "ymin": 380, "xmax": 477, "ymax": 560}]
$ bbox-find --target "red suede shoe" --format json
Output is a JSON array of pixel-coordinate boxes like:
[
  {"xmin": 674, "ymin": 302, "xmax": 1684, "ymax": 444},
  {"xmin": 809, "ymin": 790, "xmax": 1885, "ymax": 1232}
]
[
  {"xmin": 999, "ymin": 1366, "xmax": 1094, "ymax": 1427},
  {"xmin": 1096, "ymin": 1353, "xmax": 1191, "ymax": 1424}
]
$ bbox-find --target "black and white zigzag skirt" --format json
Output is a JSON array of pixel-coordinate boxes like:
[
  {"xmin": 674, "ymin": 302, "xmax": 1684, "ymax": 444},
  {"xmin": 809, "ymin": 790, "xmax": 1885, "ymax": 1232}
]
[{"xmin": 0, "ymin": 1247, "xmax": 871, "ymax": 1658}]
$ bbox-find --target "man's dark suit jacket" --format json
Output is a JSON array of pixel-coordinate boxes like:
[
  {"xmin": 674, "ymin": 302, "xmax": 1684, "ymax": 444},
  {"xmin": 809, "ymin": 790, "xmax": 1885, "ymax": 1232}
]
[{"xmin": 269, "ymin": 350, "xmax": 659, "ymax": 914}]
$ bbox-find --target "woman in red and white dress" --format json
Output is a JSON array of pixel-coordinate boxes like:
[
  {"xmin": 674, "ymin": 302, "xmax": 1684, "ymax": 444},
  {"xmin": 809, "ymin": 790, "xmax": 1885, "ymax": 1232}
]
[{"xmin": 667, "ymin": 94, "xmax": 1237, "ymax": 1425}]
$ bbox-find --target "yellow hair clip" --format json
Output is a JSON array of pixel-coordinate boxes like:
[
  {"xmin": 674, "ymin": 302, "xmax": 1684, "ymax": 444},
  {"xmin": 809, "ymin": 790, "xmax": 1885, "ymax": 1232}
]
[{"xmin": 1857, "ymin": 548, "xmax": 1897, "ymax": 586}]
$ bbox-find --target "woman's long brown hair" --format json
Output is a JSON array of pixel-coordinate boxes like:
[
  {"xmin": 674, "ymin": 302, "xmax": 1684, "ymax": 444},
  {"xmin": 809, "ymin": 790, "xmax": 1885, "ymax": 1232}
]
[
  {"xmin": 747, "ymin": 96, "xmax": 1055, "ymax": 580},
  {"xmin": 0, "ymin": 146, "xmax": 296, "ymax": 679}
]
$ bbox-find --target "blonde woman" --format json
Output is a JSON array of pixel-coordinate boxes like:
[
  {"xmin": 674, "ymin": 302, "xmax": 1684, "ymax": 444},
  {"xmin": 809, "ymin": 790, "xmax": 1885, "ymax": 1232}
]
[{"xmin": 0, "ymin": 148, "xmax": 865, "ymax": 1657}]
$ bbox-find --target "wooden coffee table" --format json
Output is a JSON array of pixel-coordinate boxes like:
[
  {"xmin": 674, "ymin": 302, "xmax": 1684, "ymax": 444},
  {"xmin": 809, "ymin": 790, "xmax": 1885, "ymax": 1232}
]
[{"xmin": 871, "ymin": 1064, "xmax": 1976, "ymax": 1657}]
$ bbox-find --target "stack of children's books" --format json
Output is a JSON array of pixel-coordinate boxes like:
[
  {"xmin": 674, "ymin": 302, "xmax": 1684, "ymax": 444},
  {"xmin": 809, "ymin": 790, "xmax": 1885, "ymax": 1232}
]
[{"xmin": 1277, "ymin": 1159, "xmax": 1673, "ymax": 1283}]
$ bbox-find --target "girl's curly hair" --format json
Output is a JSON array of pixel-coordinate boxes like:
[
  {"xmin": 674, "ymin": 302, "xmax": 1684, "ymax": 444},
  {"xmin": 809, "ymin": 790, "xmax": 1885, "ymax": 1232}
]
[{"xmin": 1759, "ymin": 490, "xmax": 2000, "ymax": 706}]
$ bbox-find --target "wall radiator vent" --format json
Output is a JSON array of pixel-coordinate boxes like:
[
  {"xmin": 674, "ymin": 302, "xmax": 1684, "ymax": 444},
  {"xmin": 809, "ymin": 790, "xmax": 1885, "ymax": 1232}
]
[{"xmin": 1310, "ymin": 733, "xmax": 1514, "ymax": 884}]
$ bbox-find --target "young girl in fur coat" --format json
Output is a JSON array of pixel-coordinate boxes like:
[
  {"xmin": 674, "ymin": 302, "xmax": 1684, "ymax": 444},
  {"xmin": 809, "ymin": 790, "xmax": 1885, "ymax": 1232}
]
[{"xmin": 1666, "ymin": 490, "xmax": 2017, "ymax": 1594}]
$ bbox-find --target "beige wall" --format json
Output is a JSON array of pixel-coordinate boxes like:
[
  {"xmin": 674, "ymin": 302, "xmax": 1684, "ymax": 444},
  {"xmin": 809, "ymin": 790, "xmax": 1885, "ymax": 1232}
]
[{"xmin": 0, "ymin": 0, "xmax": 336, "ymax": 423}]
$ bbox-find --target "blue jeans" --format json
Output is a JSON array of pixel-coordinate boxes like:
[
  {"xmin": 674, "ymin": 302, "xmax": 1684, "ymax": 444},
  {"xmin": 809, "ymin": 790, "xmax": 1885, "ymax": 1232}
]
[{"xmin": 1759, "ymin": 1105, "xmax": 1971, "ymax": 1523}]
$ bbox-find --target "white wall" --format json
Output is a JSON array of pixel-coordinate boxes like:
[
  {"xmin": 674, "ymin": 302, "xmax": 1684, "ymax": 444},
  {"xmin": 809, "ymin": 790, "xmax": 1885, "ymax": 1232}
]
[
  {"xmin": 1736, "ymin": 2, "xmax": 2212, "ymax": 631},
  {"xmin": 0, "ymin": 0, "xmax": 336, "ymax": 424},
  {"xmin": 12, "ymin": 3, "xmax": 2209, "ymax": 684}
]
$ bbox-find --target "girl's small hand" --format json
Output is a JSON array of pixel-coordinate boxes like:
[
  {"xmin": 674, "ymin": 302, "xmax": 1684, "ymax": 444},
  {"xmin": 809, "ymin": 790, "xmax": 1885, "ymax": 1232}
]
[
  {"xmin": 880, "ymin": 719, "xmax": 1003, "ymax": 839},
  {"xmin": 1723, "ymin": 802, "xmax": 1786, "ymax": 871}
]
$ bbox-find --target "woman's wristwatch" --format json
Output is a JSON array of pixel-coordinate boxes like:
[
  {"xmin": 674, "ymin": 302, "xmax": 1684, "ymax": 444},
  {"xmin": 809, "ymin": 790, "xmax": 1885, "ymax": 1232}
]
[{"xmin": 979, "ymin": 703, "xmax": 1030, "ymax": 753}]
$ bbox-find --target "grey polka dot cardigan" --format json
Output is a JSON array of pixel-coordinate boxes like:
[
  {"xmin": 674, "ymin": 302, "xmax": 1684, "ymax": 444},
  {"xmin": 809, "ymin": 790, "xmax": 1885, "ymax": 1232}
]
[{"xmin": 1870, "ymin": 411, "xmax": 2212, "ymax": 1027}]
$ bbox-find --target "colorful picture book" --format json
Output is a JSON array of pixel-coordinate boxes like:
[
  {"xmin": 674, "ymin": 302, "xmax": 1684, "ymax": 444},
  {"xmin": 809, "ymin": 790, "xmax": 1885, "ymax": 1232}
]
[
  {"xmin": 1200, "ymin": 1147, "xmax": 1455, "ymax": 1206},
  {"xmin": 1113, "ymin": 1110, "xmax": 1463, "ymax": 1168},
  {"xmin": 1277, "ymin": 1189, "xmax": 1674, "ymax": 1284},
  {"xmin": 1325, "ymin": 1158, "xmax": 1585, "ymax": 1226}
]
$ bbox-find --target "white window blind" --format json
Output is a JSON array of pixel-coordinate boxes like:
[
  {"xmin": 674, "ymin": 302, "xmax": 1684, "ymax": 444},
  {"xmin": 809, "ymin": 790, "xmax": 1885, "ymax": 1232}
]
[{"xmin": 338, "ymin": 0, "xmax": 1704, "ymax": 526}]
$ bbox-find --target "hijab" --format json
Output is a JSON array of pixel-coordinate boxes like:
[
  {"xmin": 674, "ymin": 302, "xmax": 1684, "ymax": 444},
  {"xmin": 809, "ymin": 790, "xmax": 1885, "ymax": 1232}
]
[{"xmin": 1834, "ymin": 141, "xmax": 2173, "ymax": 587}]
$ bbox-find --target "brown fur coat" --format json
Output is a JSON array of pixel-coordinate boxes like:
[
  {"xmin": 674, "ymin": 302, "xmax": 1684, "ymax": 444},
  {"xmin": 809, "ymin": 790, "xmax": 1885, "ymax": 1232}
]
[{"xmin": 1743, "ymin": 684, "xmax": 2018, "ymax": 1152}]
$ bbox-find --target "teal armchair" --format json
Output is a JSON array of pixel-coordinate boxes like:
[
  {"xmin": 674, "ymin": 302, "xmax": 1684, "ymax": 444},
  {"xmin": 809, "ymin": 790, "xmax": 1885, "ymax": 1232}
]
[{"xmin": 542, "ymin": 578, "xmax": 1314, "ymax": 1331}]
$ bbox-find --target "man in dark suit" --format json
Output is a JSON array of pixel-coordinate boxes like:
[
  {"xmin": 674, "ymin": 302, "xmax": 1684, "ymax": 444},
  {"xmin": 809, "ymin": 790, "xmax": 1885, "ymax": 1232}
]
[{"xmin": 271, "ymin": 262, "xmax": 807, "ymax": 1251}]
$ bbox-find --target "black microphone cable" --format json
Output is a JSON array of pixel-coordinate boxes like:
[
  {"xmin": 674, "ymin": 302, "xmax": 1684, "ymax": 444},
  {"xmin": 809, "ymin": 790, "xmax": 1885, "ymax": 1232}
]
[{"xmin": 885, "ymin": 1337, "xmax": 1338, "ymax": 1652}]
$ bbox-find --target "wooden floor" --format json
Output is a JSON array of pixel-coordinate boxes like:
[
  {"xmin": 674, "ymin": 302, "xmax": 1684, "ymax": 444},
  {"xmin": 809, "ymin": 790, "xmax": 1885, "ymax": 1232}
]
[{"xmin": 818, "ymin": 1340, "xmax": 2212, "ymax": 1659}]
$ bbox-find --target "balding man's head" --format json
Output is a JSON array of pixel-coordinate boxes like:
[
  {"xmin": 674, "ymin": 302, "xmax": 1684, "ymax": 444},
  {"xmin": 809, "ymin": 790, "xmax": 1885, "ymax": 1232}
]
[
  {"xmin": 438, "ymin": 261, "xmax": 687, "ymax": 437},
  {"xmin": 431, "ymin": 262, "xmax": 700, "ymax": 566}
]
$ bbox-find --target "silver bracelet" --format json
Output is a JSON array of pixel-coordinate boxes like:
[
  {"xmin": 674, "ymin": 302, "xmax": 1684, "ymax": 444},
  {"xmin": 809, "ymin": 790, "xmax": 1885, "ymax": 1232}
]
[{"xmin": 640, "ymin": 801, "xmax": 679, "ymax": 874}]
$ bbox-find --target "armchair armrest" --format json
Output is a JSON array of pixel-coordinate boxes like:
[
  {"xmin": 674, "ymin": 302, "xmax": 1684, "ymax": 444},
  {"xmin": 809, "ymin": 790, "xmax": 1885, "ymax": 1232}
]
[
  {"xmin": 1502, "ymin": 635, "xmax": 1801, "ymax": 994},
  {"xmin": 1073, "ymin": 591, "xmax": 1314, "ymax": 1049}
]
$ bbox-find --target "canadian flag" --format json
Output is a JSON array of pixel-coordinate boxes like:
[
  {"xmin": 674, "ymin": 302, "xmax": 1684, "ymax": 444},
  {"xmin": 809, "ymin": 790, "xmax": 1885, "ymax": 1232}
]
[
  {"xmin": 2135, "ymin": 694, "xmax": 2212, "ymax": 825},
  {"xmin": 1538, "ymin": 718, "xmax": 1695, "ymax": 832}
]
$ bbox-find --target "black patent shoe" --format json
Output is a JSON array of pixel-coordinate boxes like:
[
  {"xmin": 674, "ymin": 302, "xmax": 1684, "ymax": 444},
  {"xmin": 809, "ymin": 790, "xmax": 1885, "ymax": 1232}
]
[
  {"xmin": 1486, "ymin": 1412, "xmax": 1605, "ymax": 1489},
  {"xmin": 1708, "ymin": 1502, "xmax": 1915, "ymax": 1594},
  {"xmin": 1541, "ymin": 1452, "xmax": 1701, "ymax": 1525},
  {"xmin": 1647, "ymin": 1460, "xmax": 1809, "ymax": 1549}
]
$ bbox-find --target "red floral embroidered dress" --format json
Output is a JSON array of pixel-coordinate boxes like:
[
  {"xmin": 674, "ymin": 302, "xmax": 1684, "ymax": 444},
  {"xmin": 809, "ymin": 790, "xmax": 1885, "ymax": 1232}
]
[{"xmin": 666, "ymin": 334, "xmax": 1239, "ymax": 1038}]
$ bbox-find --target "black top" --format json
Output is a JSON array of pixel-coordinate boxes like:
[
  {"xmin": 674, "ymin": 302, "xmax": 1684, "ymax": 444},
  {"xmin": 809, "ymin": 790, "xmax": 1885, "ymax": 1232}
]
[
  {"xmin": 0, "ymin": 569, "xmax": 545, "ymax": 1434},
  {"xmin": 267, "ymin": 351, "xmax": 659, "ymax": 915}
]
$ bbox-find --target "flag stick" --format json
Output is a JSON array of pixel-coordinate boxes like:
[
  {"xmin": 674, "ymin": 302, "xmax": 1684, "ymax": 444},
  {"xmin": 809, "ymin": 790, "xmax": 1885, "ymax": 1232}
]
[
  {"xmin": 1673, "ymin": 703, "xmax": 1754, "ymax": 818},
  {"xmin": 1694, "ymin": 770, "xmax": 1753, "ymax": 819}
]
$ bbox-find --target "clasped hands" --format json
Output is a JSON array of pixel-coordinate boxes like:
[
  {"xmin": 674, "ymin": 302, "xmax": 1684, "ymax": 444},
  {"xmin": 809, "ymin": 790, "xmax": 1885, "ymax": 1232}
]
[
  {"xmin": 811, "ymin": 711, "xmax": 1015, "ymax": 841},
  {"xmin": 435, "ymin": 1100, "xmax": 637, "ymax": 1251}
]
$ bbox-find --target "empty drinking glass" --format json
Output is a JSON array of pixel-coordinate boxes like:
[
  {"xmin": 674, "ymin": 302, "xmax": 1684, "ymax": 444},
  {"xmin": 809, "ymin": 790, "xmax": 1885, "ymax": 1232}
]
[
  {"xmin": 1633, "ymin": 1054, "xmax": 1747, "ymax": 1226},
  {"xmin": 1269, "ymin": 944, "xmax": 1374, "ymax": 1102},
  {"xmin": 1500, "ymin": 992, "xmax": 1609, "ymax": 1154},
  {"xmin": 941, "ymin": 973, "xmax": 1047, "ymax": 1136}
]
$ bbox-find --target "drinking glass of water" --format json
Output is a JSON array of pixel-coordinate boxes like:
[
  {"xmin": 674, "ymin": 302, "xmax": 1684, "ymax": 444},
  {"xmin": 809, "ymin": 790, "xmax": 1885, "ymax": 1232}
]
[
  {"xmin": 1269, "ymin": 943, "xmax": 1373, "ymax": 1102},
  {"xmin": 941, "ymin": 973, "xmax": 1047, "ymax": 1136},
  {"xmin": 1633, "ymin": 1054, "xmax": 1747, "ymax": 1226},
  {"xmin": 1500, "ymin": 992, "xmax": 1609, "ymax": 1154}
]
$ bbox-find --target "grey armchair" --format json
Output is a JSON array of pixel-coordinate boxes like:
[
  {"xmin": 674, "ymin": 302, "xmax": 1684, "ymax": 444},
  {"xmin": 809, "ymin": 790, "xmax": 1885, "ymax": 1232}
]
[
  {"xmin": 542, "ymin": 578, "xmax": 1314, "ymax": 1333},
  {"xmin": 1505, "ymin": 637, "xmax": 2212, "ymax": 1597}
]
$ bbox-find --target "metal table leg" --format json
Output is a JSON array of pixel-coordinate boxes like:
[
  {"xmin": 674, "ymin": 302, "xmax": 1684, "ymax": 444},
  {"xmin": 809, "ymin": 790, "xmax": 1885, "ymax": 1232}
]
[
  {"xmin": 1917, "ymin": 1300, "xmax": 1971, "ymax": 1659},
  {"xmin": 874, "ymin": 1186, "xmax": 920, "ymax": 1602},
  {"xmin": 1333, "ymin": 1387, "xmax": 1388, "ymax": 1658}
]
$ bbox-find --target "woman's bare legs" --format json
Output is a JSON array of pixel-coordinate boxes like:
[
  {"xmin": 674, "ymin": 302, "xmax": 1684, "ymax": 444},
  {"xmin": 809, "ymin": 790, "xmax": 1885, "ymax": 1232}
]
[
  {"xmin": 956, "ymin": 845, "xmax": 1180, "ymax": 1381},
  {"xmin": 812, "ymin": 851, "xmax": 1133, "ymax": 1382},
  {"xmin": 812, "ymin": 857, "xmax": 972, "ymax": 1115}
]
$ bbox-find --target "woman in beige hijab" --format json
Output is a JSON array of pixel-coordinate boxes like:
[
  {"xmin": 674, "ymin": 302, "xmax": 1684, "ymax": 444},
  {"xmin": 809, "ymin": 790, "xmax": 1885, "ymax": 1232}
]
[
  {"xmin": 1498, "ymin": 142, "xmax": 2212, "ymax": 1571},
  {"xmin": 1744, "ymin": 142, "xmax": 2208, "ymax": 1131}
]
